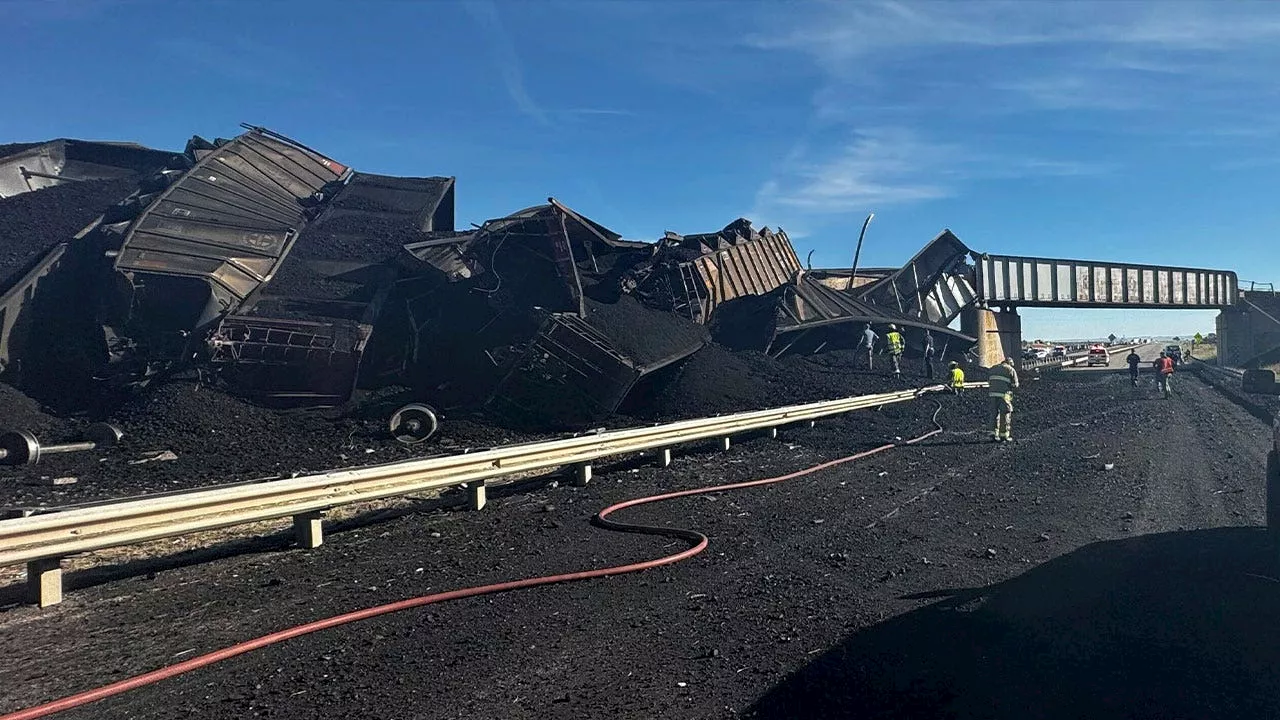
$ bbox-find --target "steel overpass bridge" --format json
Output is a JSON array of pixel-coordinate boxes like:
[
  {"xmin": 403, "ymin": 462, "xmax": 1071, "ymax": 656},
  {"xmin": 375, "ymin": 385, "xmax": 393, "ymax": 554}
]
[{"xmin": 846, "ymin": 230, "xmax": 1238, "ymax": 366}]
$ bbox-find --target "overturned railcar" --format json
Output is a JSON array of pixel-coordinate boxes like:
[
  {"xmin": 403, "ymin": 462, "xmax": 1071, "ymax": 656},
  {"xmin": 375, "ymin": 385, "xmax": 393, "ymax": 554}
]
[{"xmin": 622, "ymin": 219, "xmax": 977, "ymax": 358}]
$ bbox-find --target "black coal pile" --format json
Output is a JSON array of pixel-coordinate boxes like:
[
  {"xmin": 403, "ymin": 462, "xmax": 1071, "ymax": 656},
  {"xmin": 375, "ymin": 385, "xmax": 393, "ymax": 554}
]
[
  {"xmin": 289, "ymin": 213, "xmax": 426, "ymax": 264},
  {"xmin": 0, "ymin": 177, "xmax": 138, "ymax": 289},
  {"xmin": 0, "ymin": 142, "xmax": 44, "ymax": 159},
  {"xmin": 0, "ymin": 384, "xmax": 75, "ymax": 439},
  {"xmin": 623, "ymin": 345, "xmax": 937, "ymax": 421},
  {"xmin": 582, "ymin": 295, "xmax": 708, "ymax": 368}
]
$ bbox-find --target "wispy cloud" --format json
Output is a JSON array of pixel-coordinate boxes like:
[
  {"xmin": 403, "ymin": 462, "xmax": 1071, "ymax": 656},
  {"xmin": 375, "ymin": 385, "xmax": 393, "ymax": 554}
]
[
  {"xmin": 992, "ymin": 75, "xmax": 1149, "ymax": 111},
  {"xmin": 753, "ymin": 128, "xmax": 1111, "ymax": 218},
  {"xmin": 742, "ymin": 1, "xmax": 1280, "ymax": 226},
  {"xmin": 749, "ymin": 1, "xmax": 1280, "ymax": 119},
  {"xmin": 463, "ymin": 0, "xmax": 550, "ymax": 126},
  {"xmin": 561, "ymin": 108, "xmax": 636, "ymax": 117},
  {"xmin": 759, "ymin": 130, "xmax": 955, "ymax": 213}
]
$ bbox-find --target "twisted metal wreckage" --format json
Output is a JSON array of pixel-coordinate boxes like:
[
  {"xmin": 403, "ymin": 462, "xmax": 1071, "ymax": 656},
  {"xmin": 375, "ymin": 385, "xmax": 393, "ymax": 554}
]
[{"xmin": 0, "ymin": 126, "xmax": 981, "ymax": 436}]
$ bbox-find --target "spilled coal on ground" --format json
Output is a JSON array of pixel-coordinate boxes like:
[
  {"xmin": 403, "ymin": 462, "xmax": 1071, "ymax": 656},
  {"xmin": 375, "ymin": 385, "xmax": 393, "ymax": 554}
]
[{"xmin": 0, "ymin": 339, "xmax": 955, "ymax": 507}]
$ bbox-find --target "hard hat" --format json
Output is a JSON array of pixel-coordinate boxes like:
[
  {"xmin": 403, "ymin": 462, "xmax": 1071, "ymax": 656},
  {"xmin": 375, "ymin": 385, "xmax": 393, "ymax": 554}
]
[
  {"xmin": 949, "ymin": 361, "xmax": 959, "ymax": 367},
  {"xmin": 888, "ymin": 323, "xmax": 897, "ymax": 330}
]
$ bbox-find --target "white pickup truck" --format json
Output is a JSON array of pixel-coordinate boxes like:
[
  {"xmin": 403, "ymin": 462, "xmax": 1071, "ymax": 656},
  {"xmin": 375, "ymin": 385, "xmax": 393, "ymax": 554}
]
[{"xmin": 1086, "ymin": 344, "xmax": 1109, "ymax": 366}]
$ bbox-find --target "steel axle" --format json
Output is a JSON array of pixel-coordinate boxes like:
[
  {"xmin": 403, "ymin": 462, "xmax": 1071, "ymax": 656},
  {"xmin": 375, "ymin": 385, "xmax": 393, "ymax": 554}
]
[{"xmin": 0, "ymin": 423, "xmax": 125, "ymax": 466}]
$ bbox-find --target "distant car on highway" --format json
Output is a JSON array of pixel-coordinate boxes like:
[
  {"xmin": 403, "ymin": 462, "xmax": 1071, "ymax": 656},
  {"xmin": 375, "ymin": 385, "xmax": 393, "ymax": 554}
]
[
  {"xmin": 1086, "ymin": 344, "xmax": 1109, "ymax": 366},
  {"xmin": 1052, "ymin": 345, "xmax": 1067, "ymax": 359},
  {"xmin": 1164, "ymin": 344, "xmax": 1183, "ymax": 366}
]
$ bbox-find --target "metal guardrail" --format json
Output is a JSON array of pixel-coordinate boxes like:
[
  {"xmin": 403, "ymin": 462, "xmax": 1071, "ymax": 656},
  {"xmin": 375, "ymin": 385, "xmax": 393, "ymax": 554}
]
[{"xmin": 2, "ymin": 382, "xmax": 987, "ymax": 606}]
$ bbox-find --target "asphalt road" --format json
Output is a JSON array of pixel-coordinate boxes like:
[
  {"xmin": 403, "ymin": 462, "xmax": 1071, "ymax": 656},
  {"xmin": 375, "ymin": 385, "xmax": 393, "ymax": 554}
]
[
  {"xmin": 1063, "ymin": 342, "xmax": 1162, "ymax": 373},
  {"xmin": 0, "ymin": 368, "xmax": 1272, "ymax": 720}
]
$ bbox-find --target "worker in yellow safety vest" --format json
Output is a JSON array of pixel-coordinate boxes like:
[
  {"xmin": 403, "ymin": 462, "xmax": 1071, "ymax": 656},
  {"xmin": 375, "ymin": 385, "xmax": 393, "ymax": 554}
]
[
  {"xmin": 885, "ymin": 324, "xmax": 905, "ymax": 378},
  {"xmin": 948, "ymin": 361, "xmax": 965, "ymax": 394},
  {"xmin": 987, "ymin": 357, "xmax": 1019, "ymax": 442}
]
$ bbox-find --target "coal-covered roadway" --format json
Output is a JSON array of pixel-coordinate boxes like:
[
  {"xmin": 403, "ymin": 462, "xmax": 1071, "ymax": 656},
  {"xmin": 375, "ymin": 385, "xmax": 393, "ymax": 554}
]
[{"xmin": 1, "ymin": 356, "xmax": 1276, "ymax": 720}]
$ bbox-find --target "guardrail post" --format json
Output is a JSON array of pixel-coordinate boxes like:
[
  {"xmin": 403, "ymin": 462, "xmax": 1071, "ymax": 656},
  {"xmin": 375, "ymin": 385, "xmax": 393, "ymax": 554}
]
[
  {"xmin": 574, "ymin": 463, "xmax": 593, "ymax": 486},
  {"xmin": 658, "ymin": 448, "xmax": 672, "ymax": 468},
  {"xmin": 720, "ymin": 437, "xmax": 732, "ymax": 451},
  {"xmin": 293, "ymin": 511, "xmax": 325, "ymax": 549},
  {"xmin": 26, "ymin": 558, "xmax": 62, "ymax": 607},
  {"xmin": 467, "ymin": 480, "xmax": 487, "ymax": 511}
]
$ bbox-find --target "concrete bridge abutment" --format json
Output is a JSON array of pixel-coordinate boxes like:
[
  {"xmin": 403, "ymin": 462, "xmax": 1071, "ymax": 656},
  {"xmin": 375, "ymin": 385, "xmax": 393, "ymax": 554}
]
[{"xmin": 961, "ymin": 306, "xmax": 1021, "ymax": 369}]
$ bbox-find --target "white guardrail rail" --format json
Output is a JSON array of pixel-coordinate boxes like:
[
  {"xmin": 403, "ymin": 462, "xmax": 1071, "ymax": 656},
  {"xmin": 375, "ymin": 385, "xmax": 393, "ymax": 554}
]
[{"xmin": 2, "ymin": 382, "xmax": 987, "ymax": 606}]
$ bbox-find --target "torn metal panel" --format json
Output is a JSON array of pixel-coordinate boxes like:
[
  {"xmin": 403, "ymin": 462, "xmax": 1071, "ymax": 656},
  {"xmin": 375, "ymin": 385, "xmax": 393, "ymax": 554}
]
[
  {"xmin": 403, "ymin": 232, "xmax": 479, "ymax": 281},
  {"xmin": 547, "ymin": 198, "xmax": 650, "ymax": 250},
  {"xmin": 858, "ymin": 229, "xmax": 975, "ymax": 325},
  {"xmin": 487, "ymin": 309, "xmax": 703, "ymax": 427},
  {"xmin": 419, "ymin": 200, "xmax": 638, "ymax": 315},
  {"xmin": 689, "ymin": 229, "xmax": 800, "ymax": 318},
  {"xmin": 807, "ymin": 267, "xmax": 896, "ymax": 291},
  {"xmin": 112, "ymin": 129, "xmax": 348, "ymax": 311},
  {"xmin": 488, "ymin": 314, "xmax": 642, "ymax": 427},
  {"xmin": 0, "ymin": 244, "xmax": 68, "ymax": 375},
  {"xmin": 628, "ymin": 220, "xmax": 801, "ymax": 324},
  {"xmin": 767, "ymin": 273, "xmax": 975, "ymax": 356},
  {"xmin": 208, "ymin": 314, "xmax": 372, "ymax": 407}
]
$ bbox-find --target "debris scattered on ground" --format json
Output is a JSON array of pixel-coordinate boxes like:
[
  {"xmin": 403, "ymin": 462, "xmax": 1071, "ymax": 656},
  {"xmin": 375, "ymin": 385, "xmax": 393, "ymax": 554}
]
[
  {"xmin": 128, "ymin": 450, "xmax": 179, "ymax": 465},
  {"xmin": 21, "ymin": 475, "xmax": 77, "ymax": 486}
]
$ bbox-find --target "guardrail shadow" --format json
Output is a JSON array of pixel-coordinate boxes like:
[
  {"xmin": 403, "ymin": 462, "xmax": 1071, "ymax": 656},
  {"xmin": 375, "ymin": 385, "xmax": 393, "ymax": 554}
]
[{"xmin": 747, "ymin": 527, "xmax": 1280, "ymax": 720}]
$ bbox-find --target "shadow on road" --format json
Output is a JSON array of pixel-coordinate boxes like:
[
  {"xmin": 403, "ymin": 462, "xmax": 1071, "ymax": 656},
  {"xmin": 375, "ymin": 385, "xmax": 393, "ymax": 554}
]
[{"xmin": 747, "ymin": 527, "xmax": 1280, "ymax": 720}]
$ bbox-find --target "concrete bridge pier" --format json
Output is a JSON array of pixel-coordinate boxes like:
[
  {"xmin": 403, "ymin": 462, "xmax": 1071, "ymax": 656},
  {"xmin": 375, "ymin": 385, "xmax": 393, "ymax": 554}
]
[
  {"xmin": 1217, "ymin": 308, "xmax": 1251, "ymax": 367},
  {"xmin": 961, "ymin": 306, "xmax": 1022, "ymax": 369},
  {"xmin": 1218, "ymin": 293, "xmax": 1280, "ymax": 368}
]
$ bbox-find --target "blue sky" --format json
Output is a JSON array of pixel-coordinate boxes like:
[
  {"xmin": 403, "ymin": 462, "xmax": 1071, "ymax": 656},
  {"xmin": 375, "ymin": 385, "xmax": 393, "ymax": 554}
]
[{"xmin": 6, "ymin": 0, "xmax": 1278, "ymax": 339}]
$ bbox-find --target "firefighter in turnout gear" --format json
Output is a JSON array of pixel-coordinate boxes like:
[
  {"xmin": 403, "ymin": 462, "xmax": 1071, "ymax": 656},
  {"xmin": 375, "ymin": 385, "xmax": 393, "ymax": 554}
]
[
  {"xmin": 886, "ymin": 324, "xmax": 905, "ymax": 378},
  {"xmin": 948, "ymin": 361, "xmax": 965, "ymax": 393},
  {"xmin": 988, "ymin": 357, "xmax": 1019, "ymax": 442}
]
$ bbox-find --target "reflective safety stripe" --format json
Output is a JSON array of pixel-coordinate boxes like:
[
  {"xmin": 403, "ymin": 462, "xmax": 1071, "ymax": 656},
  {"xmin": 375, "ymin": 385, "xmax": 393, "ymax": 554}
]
[
  {"xmin": 887, "ymin": 332, "xmax": 904, "ymax": 354},
  {"xmin": 988, "ymin": 374, "xmax": 1013, "ymax": 396}
]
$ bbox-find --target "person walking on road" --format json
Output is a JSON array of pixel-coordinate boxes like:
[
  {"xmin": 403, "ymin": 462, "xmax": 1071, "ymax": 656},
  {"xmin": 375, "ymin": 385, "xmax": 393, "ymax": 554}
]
[
  {"xmin": 886, "ymin": 324, "xmax": 905, "ymax": 379},
  {"xmin": 948, "ymin": 361, "xmax": 965, "ymax": 394},
  {"xmin": 988, "ymin": 357, "xmax": 1019, "ymax": 442},
  {"xmin": 923, "ymin": 330, "xmax": 936, "ymax": 380},
  {"xmin": 1126, "ymin": 349, "xmax": 1141, "ymax": 387},
  {"xmin": 1156, "ymin": 351, "xmax": 1175, "ymax": 398},
  {"xmin": 859, "ymin": 323, "xmax": 879, "ymax": 370}
]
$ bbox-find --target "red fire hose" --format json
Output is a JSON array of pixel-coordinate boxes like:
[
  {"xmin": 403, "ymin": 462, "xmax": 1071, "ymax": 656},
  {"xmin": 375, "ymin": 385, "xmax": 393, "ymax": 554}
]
[{"xmin": 2, "ymin": 422, "xmax": 943, "ymax": 720}]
